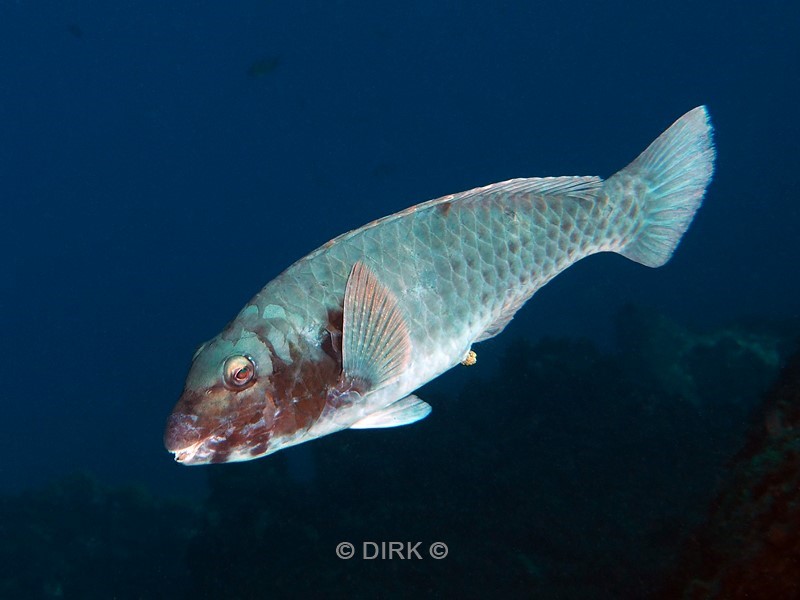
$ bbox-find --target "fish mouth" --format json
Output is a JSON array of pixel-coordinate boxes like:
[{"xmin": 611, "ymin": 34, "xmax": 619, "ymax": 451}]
[
  {"xmin": 164, "ymin": 412, "xmax": 252, "ymax": 465},
  {"xmin": 164, "ymin": 412, "xmax": 213, "ymax": 465},
  {"xmin": 171, "ymin": 442, "xmax": 203, "ymax": 464},
  {"xmin": 168, "ymin": 434, "xmax": 224, "ymax": 465},
  {"xmin": 169, "ymin": 435, "xmax": 269, "ymax": 465},
  {"xmin": 164, "ymin": 400, "xmax": 277, "ymax": 465}
]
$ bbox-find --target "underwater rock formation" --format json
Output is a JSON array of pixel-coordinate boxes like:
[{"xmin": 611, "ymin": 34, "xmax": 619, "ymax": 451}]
[
  {"xmin": 1, "ymin": 309, "xmax": 796, "ymax": 599},
  {"xmin": 0, "ymin": 473, "xmax": 199, "ymax": 600},
  {"xmin": 183, "ymin": 311, "xmax": 797, "ymax": 599},
  {"xmin": 660, "ymin": 341, "xmax": 800, "ymax": 599},
  {"xmin": 615, "ymin": 305, "xmax": 793, "ymax": 408}
]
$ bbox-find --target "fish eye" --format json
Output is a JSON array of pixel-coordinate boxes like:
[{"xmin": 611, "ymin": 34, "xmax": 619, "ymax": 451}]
[{"xmin": 223, "ymin": 355, "xmax": 256, "ymax": 389}]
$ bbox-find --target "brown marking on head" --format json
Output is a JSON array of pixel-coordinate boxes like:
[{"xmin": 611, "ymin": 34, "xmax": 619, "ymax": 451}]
[
  {"xmin": 165, "ymin": 319, "xmax": 345, "ymax": 464},
  {"xmin": 271, "ymin": 354, "xmax": 341, "ymax": 437},
  {"xmin": 245, "ymin": 320, "xmax": 343, "ymax": 445},
  {"xmin": 164, "ymin": 380, "xmax": 276, "ymax": 464},
  {"xmin": 321, "ymin": 308, "xmax": 343, "ymax": 363}
]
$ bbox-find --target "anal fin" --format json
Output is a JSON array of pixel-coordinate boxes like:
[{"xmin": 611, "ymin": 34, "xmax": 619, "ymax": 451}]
[
  {"xmin": 349, "ymin": 395, "xmax": 431, "ymax": 429},
  {"xmin": 475, "ymin": 309, "xmax": 516, "ymax": 343}
]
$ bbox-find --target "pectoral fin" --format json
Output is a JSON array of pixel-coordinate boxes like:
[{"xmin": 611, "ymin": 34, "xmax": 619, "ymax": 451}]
[
  {"xmin": 350, "ymin": 395, "xmax": 431, "ymax": 429},
  {"xmin": 341, "ymin": 261, "xmax": 411, "ymax": 392}
]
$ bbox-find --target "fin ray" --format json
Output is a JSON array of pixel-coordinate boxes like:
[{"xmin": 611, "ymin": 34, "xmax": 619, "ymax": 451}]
[
  {"xmin": 616, "ymin": 106, "xmax": 715, "ymax": 268},
  {"xmin": 349, "ymin": 395, "xmax": 431, "ymax": 429},
  {"xmin": 458, "ymin": 175, "xmax": 602, "ymax": 203},
  {"xmin": 342, "ymin": 261, "xmax": 411, "ymax": 391}
]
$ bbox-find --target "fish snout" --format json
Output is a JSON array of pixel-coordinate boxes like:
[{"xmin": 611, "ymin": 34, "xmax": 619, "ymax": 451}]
[{"xmin": 164, "ymin": 413, "xmax": 203, "ymax": 454}]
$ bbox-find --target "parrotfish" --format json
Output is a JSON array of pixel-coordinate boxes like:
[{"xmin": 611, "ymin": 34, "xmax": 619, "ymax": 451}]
[{"xmin": 165, "ymin": 107, "xmax": 715, "ymax": 465}]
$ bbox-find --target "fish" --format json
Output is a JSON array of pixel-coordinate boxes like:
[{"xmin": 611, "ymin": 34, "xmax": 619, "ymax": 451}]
[{"xmin": 164, "ymin": 106, "xmax": 715, "ymax": 465}]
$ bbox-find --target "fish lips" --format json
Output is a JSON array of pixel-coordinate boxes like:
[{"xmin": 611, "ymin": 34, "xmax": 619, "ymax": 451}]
[
  {"xmin": 164, "ymin": 388, "xmax": 277, "ymax": 464},
  {"xmin": 163, "ymin": 385, "xmax": 225, "ymax": 464},
  {"xmin": 163, "ymin": 412, "xmax": 207, "ymax": 464},
  {"xmin": 164, "ymin": 413, "xmax": 231, "ymax": 465}
]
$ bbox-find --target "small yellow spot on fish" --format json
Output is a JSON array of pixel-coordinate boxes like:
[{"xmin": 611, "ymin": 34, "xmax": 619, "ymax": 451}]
[{"xmin": 461, "ymin": 350, "xmax": 477, "ymax": 366}]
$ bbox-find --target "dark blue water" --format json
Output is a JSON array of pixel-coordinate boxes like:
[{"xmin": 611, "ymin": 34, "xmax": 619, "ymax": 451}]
[{"xmin": 1, "ymin": 2, "xmax": 798, "ymax": 598}]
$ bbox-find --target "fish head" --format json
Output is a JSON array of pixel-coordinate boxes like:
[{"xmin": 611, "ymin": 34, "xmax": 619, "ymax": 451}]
[
  {"xmin": 164, "ymin": 320, "xmax": 338, "ymax": 465},
  {"xmin": 164, "ymin": 331, "xmax": 284, "ymax": 465}
]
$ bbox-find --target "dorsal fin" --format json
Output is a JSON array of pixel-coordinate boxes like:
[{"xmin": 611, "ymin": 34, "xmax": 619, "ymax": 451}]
[
  {"xmin": 455, "ymin": 175, "xmax": 602, "ymax": 203},
  {"xmin": 298, "ymin": 177, "xmax": 602, "ymax": 266}
]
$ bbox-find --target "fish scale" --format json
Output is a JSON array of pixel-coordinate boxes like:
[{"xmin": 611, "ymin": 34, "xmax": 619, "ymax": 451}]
[
  {"xmin": 164, "ymin": 106, "xmax": 715, "ymax": 464},
  {"xmin": 254, "ymin": 175, "xmax": 617, "ymax": 384}
]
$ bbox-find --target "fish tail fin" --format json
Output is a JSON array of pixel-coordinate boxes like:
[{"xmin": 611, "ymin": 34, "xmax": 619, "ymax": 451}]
[{"xmin": 610, "ymin": 106, "xmax": 715, "ymax": 268}]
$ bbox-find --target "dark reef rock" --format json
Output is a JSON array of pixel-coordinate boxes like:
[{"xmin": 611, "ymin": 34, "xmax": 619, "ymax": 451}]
[
  {"xmin": 182, "ymin": 312, "xmax": 797, "ymax": 599},
  {"xmin": 2, "ymin": 310, "xmax": 798, "ymax": 599},
  {"xmin": 0, "ymin": 473, "xmax": 199, "ymax": 600},
  {"xmin": 660, "ymin": 341, "xmax": 800, "ymax": 600},
  {"xmin": 615, "ymin": 305, "xmax": 792, "ymax": 408}
]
